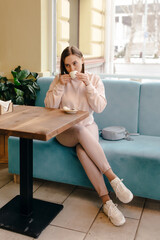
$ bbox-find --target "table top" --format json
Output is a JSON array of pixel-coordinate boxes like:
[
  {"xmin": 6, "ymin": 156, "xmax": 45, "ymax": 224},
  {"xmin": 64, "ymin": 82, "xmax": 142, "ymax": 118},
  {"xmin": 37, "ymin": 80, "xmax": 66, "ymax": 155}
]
[{"xmin": 0, "ymin": 105, "xmax": 89, "ymax": 141}]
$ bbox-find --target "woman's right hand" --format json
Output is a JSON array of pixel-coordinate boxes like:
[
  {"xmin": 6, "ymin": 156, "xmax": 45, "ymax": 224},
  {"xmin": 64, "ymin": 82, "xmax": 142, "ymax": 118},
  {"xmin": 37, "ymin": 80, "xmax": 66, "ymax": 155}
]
[{"xmin": 59, "ymin": 74, "xmax": 71, "ymax": 85}]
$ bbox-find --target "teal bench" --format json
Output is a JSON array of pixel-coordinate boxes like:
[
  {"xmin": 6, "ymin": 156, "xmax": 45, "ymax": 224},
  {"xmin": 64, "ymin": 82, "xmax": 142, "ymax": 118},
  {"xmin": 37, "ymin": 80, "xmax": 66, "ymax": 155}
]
[{"xmin": 8, "ymin": 77, "xmax": 160, "ymax": 201}]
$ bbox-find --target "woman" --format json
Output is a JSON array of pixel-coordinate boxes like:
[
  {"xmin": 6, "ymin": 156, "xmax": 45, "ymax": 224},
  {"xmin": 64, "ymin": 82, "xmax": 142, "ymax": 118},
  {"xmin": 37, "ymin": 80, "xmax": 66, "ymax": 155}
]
[{"xmin": 45, "ymin": 46, "xmax": 133, "ymax": 226}]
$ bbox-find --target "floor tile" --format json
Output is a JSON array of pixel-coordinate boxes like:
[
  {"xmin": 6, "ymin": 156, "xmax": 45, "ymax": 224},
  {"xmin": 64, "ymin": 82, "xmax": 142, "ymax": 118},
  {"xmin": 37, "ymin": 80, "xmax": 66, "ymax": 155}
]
[
  {"xmin": 0, "ymin": 180, "xmax": 43, "ymax": 208},
  {"xmin": 0, "ymin": 164, "xmax": 8, "ymax": 169},
  {"xmin": 1, "ymin": 164, "xmax": 160, "ymax": 240},
  {"xmin": 0, "ymin": 228, "xmax": 32, "ymax": 240},
  {"xmin": 110, "ymin": 192, "xmax": 145, "ymax": 219},
  {"xmin": 0, "ymin": 167, "xmax": 13, "ymax": 188},
  {"xmin": 135, "ymin": 199, "xmax": 160, "ymax": 240},
  {"xmin": 51, "ymin": 188, "xmax": 102, "ymax": 232},
  {"xmin": 36, "ymin": 225, "xmax": 85, "ymax": 240},
  {"xmin": 33, "ymin": 181, "xmax": 75, "ymax": 204},
  {"xmin": 0, "ymin": 181, "xmax": 19, "ymax": 208},
  {"xmin": 85, "ymin": 212, "xmax": 139, "ymax": 240}
]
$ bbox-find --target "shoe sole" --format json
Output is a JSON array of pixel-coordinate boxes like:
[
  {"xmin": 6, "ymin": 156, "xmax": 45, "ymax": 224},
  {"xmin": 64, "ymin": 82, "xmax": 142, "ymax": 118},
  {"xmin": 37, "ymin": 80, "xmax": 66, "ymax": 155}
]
[
  {"xmin": 111, "ymin": 217, "xmax": 126, "ymax": 227},
  {"xmin": 103, "ymin": 207, "xmax": 126, "ymax": 227}
]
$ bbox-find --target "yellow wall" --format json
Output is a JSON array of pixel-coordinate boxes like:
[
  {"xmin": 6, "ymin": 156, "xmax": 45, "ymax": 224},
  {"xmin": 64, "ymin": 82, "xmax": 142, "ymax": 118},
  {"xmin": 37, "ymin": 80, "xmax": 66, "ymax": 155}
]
[{"xmin": 0, "ymin": 0, "xmax": 50, "ymax": 78}]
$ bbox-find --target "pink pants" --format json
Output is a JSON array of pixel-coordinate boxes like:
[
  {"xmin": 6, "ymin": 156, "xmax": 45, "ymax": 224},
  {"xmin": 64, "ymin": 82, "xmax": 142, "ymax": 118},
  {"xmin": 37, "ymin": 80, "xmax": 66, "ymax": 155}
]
[{"xmin": 56, "ymin": 122, "xmax": 111, "ymax": 197}]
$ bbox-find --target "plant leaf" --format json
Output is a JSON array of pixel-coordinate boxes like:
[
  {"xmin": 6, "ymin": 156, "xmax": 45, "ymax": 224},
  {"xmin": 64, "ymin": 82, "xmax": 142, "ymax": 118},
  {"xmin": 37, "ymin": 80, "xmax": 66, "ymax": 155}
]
[
  {"xmin": 1, "ymin": 83, "xmax": 8, "ymax": 91},
  {"xmin": 14, "ymin": 78, "xmax": 21, "ymax": 86},
  {"xmin": 14, "ymin": 66, "xmax": 21, "ymax": 73},
  {"xmin": 11, "ymin": 70, "xmax": 18, "ymax": 79},
  {"xmin": 14, "ymin": 88, "xmax": 24, "ymax": 96},
  {"xmin": 6, "ymin": 81, "xmax": 14, "ymax": 87},
  {"xmin": 33, "ymin": 82, "xmax": 40, "ymax": 90},
  {"xmin": 30, "ymin": 72, "xmax": 39, "ymax": 79},
  {"xmin": 16, "ymin": 96, "xmax": 24, "ymax": 105},
  {"xmin": 27, "ymin": 85, "xmax": 36, "ymax": 95},
  {"xmin": 0, "ymin": 76, "xmax": 8, "ymax": 82},
  {"xmin": 18, "ymin": 69, "xmax": 30, "ymax": 80}
]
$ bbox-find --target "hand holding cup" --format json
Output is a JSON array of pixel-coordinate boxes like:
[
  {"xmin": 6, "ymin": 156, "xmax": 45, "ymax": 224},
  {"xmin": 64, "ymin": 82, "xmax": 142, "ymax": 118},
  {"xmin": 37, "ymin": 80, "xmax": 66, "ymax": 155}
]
[{"xmin": 69, "ymin": 71, "xmax": 78, "ymax": 79}]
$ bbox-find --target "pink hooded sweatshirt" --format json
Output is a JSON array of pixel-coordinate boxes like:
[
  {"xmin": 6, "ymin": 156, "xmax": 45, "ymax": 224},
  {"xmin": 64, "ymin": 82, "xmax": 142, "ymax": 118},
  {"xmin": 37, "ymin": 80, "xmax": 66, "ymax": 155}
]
[{"xmin": 44, "ymin": 72, "xmax": 107, "ymax": 126}]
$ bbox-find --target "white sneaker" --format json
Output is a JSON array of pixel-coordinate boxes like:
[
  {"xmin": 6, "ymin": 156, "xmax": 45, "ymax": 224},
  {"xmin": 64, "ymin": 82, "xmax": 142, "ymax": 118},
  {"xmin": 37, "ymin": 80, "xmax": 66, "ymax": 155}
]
[
  {"xmin": 110, "ymin": 177, "xmax": 133, "ymax": 203},
  {"xmin": 103, "ymin": 200, "xmax": 125, "ymax": 226}
]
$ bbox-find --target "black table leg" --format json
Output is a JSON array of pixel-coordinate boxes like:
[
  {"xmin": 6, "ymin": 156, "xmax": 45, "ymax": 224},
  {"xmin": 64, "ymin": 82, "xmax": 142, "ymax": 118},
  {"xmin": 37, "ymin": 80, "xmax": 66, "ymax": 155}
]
[
  {"xmin": 0, "ymin": 138, "xmax": 63, "ymax": 238},
  {"xmin": 20, "ymin": 138, "xmax": 33, "ymax": 215}
]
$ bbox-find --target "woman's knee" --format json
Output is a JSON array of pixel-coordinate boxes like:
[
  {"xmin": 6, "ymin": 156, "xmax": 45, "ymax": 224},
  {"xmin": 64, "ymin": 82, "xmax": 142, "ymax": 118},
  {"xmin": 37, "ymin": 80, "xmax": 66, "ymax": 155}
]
[{"xmin": 73, "ymin": 125, "xmax": 88, "ymax": 139}]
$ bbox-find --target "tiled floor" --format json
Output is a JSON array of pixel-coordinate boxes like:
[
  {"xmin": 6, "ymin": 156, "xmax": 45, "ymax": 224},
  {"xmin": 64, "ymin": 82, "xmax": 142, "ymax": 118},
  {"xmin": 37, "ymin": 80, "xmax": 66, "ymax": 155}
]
[{"xmin": 0, "ymin": 164, "xmax": 160, "ymax": 240}]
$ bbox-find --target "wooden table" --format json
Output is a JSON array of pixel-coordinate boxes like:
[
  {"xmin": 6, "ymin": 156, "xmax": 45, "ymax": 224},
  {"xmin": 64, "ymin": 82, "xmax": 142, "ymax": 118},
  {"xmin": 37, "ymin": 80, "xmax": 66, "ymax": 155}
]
[{"xmin": 0, "ymin": 105, "xmax": 89, "ymax": 238}]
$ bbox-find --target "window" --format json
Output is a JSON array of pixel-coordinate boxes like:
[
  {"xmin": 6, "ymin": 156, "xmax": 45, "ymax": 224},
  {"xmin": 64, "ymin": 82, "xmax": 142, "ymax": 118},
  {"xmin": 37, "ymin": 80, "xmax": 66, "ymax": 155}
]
[
  {"xmin": 114, "ymin": 0, "xmax": 160, "ymax": 76},
  {"xmin": 51, "ymin": 0, "xmax": 160, "ymax": 77},
  {"xmin": 79, "ymin": 0, "xmax": 105, "ymax": 58},
  {"xmin": 56, "ymin": 0, "xmax": 105, "ymax": 58}
]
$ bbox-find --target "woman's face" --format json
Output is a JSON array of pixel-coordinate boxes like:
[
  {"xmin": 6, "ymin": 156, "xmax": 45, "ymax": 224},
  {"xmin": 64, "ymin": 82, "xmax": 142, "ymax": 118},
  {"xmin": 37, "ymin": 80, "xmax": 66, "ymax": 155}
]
[{"xmin": 64, "ymin": 54, "xmax": 84, "ymax": 73}]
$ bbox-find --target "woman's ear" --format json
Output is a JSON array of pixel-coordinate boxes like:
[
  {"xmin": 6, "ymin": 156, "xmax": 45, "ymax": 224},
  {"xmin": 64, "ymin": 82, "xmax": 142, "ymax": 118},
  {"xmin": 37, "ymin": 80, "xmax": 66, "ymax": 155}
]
[{"xmin": 82, "ymin": 57, "xmax": 84, "ymax": 64}]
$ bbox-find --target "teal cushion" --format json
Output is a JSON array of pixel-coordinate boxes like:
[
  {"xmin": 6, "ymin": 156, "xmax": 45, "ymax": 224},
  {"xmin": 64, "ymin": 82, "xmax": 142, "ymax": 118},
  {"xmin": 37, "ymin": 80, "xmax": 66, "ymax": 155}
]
[
  {"xmin": 139, "ymin": 82, "xmax": 160, "ymax": 136},
  {"xmin": 8, "ymin": 135, "xmax": 160, "ymax": 200},
  {"xmin": 99, "ymin": 135, "xmax": 160, "ymax": 200},
  {"xmin": 36, "ymin": 77, "xmax": 54, "ymax": 107},
  {"xmin": 8, "ymin": 137, "xmax": 93, "ymax": 188},
  {"xmin": 94, "ymin": 80, "xmax": 140, "ymax": 133}
]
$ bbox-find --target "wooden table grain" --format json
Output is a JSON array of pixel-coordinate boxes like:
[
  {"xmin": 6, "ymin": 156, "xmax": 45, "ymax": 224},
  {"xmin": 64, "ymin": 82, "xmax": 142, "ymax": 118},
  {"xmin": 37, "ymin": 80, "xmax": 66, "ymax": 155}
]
[
  {"xmin": 0, "ymin": 105, "xmax": 89, "ymax": 140},
  {"xmin": 0, "ymin": 105, "xmax": 89, "ymax": 238}
]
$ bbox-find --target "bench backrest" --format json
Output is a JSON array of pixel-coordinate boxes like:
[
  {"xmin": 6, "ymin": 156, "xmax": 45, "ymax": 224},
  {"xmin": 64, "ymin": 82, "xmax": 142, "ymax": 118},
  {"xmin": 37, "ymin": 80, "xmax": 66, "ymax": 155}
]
[
  {"xmin": 36, "ymin": 77, "xmax": 160, "ymax": 136},
  {"xmin": 35, "ymin": 77, "xmax": 53, "ymax": 107},
  {"xmin": 94, "ymin": 80, "xmax": 141, "ymax": 133},
  {"xmin": 139, "ymin": 82, "xmax": 160, "ymax": 136}
]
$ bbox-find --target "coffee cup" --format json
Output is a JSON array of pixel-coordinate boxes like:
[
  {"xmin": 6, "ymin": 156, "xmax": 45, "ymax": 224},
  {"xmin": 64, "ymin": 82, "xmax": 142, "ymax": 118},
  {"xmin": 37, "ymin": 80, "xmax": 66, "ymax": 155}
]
[{"xmin": 69, "ymin": 71, "xmax": 77, "ymax": 79}]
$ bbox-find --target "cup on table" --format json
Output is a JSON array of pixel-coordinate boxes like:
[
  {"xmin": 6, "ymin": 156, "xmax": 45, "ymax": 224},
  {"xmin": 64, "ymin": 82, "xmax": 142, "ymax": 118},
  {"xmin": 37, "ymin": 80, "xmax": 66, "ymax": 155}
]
[{"xmin": 69, "ymin": 71, "xmax": 77, "ymax": 79}]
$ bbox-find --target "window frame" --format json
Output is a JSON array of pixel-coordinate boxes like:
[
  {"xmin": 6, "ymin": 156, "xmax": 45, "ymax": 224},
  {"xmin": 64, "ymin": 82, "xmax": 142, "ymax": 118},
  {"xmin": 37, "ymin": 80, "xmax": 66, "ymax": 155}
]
[{"xmin": 52, "ymin": 0, "xmax": 108, "ymax": 74}]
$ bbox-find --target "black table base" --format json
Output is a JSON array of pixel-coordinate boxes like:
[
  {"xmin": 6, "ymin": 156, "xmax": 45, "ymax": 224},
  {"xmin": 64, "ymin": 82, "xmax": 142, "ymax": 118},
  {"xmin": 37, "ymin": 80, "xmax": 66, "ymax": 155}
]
[
  {"xmin": 0, "ymin": 195, "xmax": 63, "ymax": 238},
  {"xmin": 0, "ymin": 138, "xmax": 63, "ymax": 238}
]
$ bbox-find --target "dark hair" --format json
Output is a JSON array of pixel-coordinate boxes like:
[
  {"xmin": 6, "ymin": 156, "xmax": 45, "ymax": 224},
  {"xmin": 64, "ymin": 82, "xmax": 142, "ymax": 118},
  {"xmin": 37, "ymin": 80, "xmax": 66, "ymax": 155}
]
[{"xmin": 60, "ymin": 46, "xmax": 85, "ymax": 75}]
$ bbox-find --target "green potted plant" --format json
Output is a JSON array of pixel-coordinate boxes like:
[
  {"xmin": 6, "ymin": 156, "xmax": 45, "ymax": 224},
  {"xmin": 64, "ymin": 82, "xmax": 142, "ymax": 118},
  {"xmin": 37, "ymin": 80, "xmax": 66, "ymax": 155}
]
[{"xmin": 0, "ymin": 66, "xmax": 40, "ymax": 105}]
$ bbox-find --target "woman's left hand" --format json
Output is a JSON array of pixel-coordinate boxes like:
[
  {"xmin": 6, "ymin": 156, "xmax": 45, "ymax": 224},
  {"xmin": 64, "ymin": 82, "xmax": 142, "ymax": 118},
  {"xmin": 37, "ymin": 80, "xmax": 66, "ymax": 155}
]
[{"xmin": 76, "ymin": 73, "xmax": 90, "ymax": 86}]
